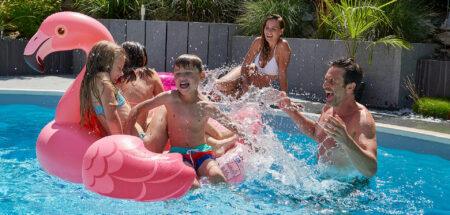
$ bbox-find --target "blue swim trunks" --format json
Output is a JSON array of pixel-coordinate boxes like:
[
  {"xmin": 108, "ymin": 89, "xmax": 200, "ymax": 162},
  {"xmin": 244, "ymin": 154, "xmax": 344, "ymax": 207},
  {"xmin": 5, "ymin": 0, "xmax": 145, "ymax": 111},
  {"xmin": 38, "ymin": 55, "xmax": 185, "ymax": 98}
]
[{"xmin": 169, "ymin": 144, "xmax": 216, "ymax": 171}]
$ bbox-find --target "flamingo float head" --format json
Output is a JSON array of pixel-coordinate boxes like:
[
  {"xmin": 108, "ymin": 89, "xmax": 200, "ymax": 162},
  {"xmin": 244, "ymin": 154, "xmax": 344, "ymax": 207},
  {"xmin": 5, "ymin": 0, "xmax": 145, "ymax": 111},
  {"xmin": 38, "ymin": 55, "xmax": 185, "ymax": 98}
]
[
  {"xmin": 24, "ymin": 12, "xmax": 114, "ymax": 72},
  {"xmin": 24, "ymin": 12, "xmax": 115, "ymax": 124}
]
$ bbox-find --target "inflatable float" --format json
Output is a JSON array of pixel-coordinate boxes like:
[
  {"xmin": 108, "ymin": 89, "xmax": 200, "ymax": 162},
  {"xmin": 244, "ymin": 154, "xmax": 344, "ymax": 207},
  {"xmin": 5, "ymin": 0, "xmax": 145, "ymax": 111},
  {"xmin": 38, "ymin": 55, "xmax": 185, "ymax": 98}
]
[{"xmin": 24, "ymin": 12, "xmax": 261, "ymax": 201}]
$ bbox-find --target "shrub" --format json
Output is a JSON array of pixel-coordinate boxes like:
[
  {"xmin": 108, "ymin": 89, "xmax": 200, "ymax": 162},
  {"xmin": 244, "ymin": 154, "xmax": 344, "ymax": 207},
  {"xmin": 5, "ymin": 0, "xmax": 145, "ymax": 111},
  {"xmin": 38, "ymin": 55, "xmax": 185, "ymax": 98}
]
[
  {"xmin": 1, "ymin": 0, "xmax": 62, "ymax": 39},
  {"xmin": 372, "ymin": 0, "xmax": 436, "ymax": 43},
  {"xmin": 412, "ymin": 97, "xmax": 450, "ymax": 120},
  {"xmin": 75, "ymin": 0, "xmax": 141, "ymax": 20},
  {"xmin": 146, "ymin": 0, "xmax": 243, "ymax": 23},
  {"xmin": 236, "ymin": 0, "xmax": 313, "ymax": 38},
  {"xmin": 76, "ymin": 0, "xmax": 243, "ymax": 23}
]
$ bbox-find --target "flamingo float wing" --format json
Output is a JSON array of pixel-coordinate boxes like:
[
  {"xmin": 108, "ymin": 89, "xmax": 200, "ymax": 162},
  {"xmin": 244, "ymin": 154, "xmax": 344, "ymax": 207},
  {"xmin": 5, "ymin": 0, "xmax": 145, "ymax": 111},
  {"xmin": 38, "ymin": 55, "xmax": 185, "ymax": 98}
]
[{"xmin": 82, "ymin": 135, "xmax": 195, "ymax": 201}]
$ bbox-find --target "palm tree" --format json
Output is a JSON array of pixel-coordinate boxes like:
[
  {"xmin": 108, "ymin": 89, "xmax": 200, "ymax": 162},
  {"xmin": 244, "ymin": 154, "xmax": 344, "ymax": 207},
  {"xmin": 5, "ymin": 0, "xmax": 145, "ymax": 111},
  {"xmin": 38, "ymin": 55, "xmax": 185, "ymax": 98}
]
[{"xmin": 318, "ymin": 0, "xmax": 412, "ymax": 63}]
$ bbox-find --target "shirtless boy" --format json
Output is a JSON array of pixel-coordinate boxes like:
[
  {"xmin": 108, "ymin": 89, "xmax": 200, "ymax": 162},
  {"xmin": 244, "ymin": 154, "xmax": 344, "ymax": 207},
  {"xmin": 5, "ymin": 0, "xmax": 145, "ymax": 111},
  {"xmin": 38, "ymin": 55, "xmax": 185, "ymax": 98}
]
[
  {"xmin": 126, "ymin": 54, "xmax": 243, "ymax": 188},
  {"xmin": 277, "ymin": 58, "xmax": 377, "ymax": 178}
]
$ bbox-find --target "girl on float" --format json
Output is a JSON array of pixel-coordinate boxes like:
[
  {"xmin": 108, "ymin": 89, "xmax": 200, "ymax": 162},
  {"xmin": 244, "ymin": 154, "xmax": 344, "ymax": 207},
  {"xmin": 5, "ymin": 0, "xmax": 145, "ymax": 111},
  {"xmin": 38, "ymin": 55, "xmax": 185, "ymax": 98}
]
[
  {"xmin": 214, "ymin": 14, "xmax": 291, "ymax": 99},
  {"xmin": 116, "ymin": 41, "xmax": 165, "ymax": 138},
  {"xmin": 79, "ymin": 40, "xmax": 143, "ymax": 137}
]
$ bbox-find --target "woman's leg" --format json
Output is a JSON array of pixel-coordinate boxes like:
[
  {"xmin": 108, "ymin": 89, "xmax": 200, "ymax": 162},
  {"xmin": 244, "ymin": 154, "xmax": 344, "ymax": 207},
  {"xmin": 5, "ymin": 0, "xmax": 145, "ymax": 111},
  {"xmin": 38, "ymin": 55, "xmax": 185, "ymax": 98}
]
[
  {"xmin": 214, "ymin": 66, "xmax": 243, "ymax": 92},
  {"xmin": 143, "ymin": 106, "xmax": 168, "ymax": 153}
]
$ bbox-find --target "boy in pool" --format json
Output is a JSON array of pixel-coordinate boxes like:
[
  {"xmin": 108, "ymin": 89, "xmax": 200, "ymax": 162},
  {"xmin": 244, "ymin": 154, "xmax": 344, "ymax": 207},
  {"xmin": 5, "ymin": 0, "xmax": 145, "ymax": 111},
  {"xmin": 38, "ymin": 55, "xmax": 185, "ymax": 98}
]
[{"xmin": 125, "ymin": 54, "xmax": 244, "ymax": 188}]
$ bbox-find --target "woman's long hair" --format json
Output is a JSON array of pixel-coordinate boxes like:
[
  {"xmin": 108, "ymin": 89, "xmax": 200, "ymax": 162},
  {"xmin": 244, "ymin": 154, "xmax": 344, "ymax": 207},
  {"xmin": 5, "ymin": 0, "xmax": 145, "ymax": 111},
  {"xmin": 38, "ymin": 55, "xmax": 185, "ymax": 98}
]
[
  {"xmin": 260, "ymin": 14, "xmax": 285, "ymax": 61},
  {"xmin": 79, "ymin": 40, "xmax": 124, "ymax": 136},
  {"xmin": 119, "ymin": 41, "xmax": 153, "ymax": 84}
]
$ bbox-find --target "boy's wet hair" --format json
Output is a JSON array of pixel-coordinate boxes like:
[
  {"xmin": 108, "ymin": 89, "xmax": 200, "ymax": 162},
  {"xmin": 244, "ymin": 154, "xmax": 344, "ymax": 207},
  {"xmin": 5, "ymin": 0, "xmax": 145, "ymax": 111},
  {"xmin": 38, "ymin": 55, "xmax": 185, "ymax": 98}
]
[
  {"xmin": 174, "ymin": 54, "xmax": 203, "ymax": 73},
  {"xmin": 328, "ymin": 57, "xmax": 363, "ymax": 94}
]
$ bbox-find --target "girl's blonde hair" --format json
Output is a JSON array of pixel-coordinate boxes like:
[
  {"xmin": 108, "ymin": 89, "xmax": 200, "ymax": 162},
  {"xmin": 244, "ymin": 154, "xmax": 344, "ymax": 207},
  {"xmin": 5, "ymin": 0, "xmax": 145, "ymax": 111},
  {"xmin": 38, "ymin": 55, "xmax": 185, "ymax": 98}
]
[{"xmin": 79, "ymin": 40, "xmax": 125, "ymax": 136}]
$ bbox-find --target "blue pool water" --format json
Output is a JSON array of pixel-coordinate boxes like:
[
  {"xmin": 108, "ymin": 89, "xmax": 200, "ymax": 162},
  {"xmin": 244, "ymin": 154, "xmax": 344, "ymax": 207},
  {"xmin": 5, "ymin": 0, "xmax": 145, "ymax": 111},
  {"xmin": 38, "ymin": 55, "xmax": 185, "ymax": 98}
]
[{"xmin": 1, "ymin": 104, "xmax": 449, "ymax": 214}]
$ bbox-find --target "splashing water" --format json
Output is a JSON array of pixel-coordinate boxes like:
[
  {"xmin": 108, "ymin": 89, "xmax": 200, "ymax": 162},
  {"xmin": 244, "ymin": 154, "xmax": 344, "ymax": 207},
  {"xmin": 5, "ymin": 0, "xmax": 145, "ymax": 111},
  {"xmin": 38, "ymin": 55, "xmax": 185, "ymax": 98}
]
[
  {"xmin": 1, "ymin": 102, "xmax": 445, "ymax": 213},
  {"xmin": 197, "ymin": 66, "xmax": 376, "ymax": 210}
]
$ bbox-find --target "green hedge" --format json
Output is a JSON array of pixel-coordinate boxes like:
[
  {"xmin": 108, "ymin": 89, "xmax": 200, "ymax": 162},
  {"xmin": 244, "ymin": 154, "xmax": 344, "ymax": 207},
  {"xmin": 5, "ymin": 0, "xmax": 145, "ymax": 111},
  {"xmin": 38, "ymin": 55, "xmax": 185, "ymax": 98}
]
[
  {"xmin": 0, "ymin": 0, "xmax": 443, "ymax": 42},
  {"xmin": 76, "ymin": 0, "xmax": 243, "ymax": 23},
  {"xmin": 412, "ymin": 97, "xmax": 450, "ymax": 120},
  {"xmin": 1, "ymin": 0, "xmax": 61, "ymax": 39},
  {"xmin": 237, "ymin": 0, "xmax": 313, "ymax": 38}
]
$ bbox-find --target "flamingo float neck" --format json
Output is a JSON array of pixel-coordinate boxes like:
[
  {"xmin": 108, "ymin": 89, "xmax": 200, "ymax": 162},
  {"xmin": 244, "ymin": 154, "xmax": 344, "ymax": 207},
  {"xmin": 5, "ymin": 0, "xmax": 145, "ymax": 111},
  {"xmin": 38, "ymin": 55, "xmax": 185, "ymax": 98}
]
[{"xmin": 23, "ymin": 12, "xmax": 114, "ymax": 124}]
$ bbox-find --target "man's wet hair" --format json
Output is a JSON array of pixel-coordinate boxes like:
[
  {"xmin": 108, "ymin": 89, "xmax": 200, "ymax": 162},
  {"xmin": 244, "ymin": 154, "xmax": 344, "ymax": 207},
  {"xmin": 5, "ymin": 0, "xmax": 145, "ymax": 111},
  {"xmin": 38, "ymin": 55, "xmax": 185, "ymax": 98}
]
[
  {"xmin": 328, "ymin": 57, "xmax": 363, "ymax": 94},
  {"xmin": 174, "ymin": 54, "xmax": 204, "ymax": 73}
]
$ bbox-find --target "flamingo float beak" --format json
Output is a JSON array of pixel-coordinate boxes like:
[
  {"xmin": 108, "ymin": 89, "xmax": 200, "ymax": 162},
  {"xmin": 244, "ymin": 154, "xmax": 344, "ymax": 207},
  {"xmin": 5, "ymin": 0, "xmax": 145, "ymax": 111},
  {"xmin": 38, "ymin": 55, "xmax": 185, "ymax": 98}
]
[{"xmin": 23, "ymin": 30, "xmax": 53, "ymax": 73}]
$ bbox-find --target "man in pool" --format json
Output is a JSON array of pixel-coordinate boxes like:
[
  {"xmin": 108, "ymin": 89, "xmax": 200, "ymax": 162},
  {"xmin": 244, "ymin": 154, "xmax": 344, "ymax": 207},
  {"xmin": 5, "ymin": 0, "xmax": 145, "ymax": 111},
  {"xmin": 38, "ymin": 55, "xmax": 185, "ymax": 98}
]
[{"xmin": 276, "ymin": 57, "xmax": 377, "ymax": 178}]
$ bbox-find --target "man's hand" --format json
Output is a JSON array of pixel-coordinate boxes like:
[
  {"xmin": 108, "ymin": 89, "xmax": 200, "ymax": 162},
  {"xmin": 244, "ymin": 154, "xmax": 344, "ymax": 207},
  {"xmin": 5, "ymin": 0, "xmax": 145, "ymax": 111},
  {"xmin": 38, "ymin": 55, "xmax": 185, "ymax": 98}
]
[
  {"xmin": 273, "ymin": 90, "xmax": 303, "ymax": 111},
  {"xmin": 323, "ymin": 115, "xmax": 352, "ymax": 146}
]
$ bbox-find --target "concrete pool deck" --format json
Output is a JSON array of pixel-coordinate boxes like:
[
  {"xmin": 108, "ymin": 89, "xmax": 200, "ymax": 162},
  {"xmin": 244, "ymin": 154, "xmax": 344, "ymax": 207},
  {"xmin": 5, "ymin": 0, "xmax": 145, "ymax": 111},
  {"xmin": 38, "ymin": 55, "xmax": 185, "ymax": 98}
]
[{"xmin": 1, "ymin": 75, "xmax": 449, "ymax": 137}]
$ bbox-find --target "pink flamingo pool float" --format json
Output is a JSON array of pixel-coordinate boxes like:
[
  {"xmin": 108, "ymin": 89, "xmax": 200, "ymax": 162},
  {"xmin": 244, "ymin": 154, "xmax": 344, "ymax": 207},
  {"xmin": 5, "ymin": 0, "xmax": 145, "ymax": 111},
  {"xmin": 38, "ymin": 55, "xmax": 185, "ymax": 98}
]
[{"xmin": 24, "ymin": 12, "xmax": 261, "ymax": 201}]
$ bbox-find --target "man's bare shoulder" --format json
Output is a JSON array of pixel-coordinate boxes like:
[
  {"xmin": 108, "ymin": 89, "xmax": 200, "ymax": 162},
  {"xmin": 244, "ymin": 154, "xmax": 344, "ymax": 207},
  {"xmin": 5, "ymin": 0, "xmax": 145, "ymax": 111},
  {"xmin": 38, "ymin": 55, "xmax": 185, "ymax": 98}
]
[{"xmin": 356, "ymin": 103, "xmax": 376, "ymax": 134}]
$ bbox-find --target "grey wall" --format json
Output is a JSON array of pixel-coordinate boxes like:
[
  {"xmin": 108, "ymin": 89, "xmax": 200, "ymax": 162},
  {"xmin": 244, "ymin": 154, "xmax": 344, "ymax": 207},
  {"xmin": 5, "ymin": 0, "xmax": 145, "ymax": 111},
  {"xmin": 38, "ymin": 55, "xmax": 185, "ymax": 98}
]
[
  {"xmin": 98, "ymin": 19, "xmax": 239, "ymax": 72},
  {"xmin": 1, "ymin": 18, "xmax": 439, "ymax": 109},
  {"xmin": 1, "ymin": 39, "xmax": 73, "ymax": 76}
]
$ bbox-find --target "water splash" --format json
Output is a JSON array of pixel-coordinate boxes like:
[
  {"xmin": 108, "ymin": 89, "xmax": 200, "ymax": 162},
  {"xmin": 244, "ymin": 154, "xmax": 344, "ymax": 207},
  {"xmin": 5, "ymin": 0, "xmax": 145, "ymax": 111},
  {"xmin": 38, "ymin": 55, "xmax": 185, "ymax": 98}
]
[{"xmin": 196, "ymin": 66, "xmax": 379, "ymax": 211}]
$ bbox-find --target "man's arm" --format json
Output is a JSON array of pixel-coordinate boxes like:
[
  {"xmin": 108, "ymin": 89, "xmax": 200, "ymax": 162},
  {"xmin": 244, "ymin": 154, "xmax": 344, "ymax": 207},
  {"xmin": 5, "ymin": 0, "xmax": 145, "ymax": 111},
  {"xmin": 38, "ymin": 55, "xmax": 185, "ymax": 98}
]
[
  {"xmin": 277, "ymin": 92, "xmax": 317, "ymax": 140},
  {"xmin": 324, "ymin": 113, "xmax": 377, "ymax": 178}
]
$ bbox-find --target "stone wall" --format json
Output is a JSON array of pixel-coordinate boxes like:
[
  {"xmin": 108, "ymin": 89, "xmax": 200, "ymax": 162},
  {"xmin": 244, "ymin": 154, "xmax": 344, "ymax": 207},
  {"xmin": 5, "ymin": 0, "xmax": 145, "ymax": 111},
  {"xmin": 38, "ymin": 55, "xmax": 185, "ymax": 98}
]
[
  {"xmin": 0, "ymin": 19, "xmax": 438, "ymax": 109},
  {"xmin": 0, "ymin": 39, "xmax": 73, "ymax": 76},
  {"xmin": 96, "ymin": 19, "xmax": 239, "ymax": 72}
]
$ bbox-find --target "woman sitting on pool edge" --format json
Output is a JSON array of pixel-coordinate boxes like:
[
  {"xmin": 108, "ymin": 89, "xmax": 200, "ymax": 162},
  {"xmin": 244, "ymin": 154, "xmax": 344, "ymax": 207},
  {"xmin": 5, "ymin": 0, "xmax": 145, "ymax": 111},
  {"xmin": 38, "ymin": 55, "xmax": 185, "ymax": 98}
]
[{"xmin": 213, "ymin": 14, "xmax": 291, "ymax": 100}]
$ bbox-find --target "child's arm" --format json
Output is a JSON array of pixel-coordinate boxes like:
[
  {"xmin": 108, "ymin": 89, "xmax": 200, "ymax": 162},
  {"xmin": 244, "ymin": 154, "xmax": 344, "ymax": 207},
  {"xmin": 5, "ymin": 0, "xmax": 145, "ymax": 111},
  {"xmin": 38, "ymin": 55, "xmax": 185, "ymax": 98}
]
[
  {"xmin": 100, "ymin": 83, "xmax": 123, "ymax": 135},
  {"xmin": 206, "ymin": 104, "xmax": 245, "ymax": 139},
  {"xmin": 205, "ymin": 121, "xmax": 235, "ymax": 139},
  {"xmin": 125, "ymin": 92, "xmax": 169, "ymax": 135}
]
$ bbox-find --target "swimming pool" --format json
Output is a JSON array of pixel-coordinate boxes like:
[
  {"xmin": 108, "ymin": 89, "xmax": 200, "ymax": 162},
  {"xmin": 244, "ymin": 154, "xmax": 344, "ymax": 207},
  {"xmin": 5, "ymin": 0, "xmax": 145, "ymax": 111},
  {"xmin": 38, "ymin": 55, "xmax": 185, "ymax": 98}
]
[{"xmin": 1, "ymin": 91, "xmax": 449, "ymax": 214}]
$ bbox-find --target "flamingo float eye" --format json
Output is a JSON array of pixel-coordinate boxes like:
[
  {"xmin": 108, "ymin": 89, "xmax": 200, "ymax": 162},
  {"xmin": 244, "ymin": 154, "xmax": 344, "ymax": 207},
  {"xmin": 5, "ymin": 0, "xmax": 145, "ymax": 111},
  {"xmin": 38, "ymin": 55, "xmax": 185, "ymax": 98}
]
[{"xmin": 55, "ymin": 25, "xmax": 67, "ymax": 38}]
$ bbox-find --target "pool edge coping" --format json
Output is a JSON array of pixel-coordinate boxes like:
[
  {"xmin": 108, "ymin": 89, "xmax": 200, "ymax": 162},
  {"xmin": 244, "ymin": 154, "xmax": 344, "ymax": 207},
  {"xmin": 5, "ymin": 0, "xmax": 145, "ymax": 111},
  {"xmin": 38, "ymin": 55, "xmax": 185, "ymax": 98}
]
[
  {"xmin": 0, "ymin": 88, "xmax": 65, "ymax": 96},
  {"xmin": 1, "ymin": 89, "xmax": 449, "ymax": 144},
  {"xmin": 267, "ymin": 106, "xmax": 450, "ymax": 145}
]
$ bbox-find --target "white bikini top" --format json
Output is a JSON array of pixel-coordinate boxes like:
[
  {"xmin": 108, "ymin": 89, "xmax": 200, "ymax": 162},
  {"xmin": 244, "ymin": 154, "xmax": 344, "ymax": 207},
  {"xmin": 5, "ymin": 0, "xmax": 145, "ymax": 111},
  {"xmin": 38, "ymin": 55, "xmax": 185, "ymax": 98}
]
[{"xmin": 253, "ymin": 45, "xmax": 278, "ymax": 76}]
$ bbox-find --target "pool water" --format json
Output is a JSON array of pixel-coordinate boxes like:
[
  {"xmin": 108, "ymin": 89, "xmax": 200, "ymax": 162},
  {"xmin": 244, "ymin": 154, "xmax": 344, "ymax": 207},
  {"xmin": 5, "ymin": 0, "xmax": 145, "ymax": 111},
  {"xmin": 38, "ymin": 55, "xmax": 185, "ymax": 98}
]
[{"xmin": 1, "ymin": 104, "xmax": 449, "ymax": 214}]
